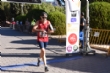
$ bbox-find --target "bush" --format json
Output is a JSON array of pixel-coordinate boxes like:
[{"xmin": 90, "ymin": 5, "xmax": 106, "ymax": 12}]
[
  {"xmin": 26, "ymin": 9, "xmax": 45, "ymax": 22},
  {"xmin": 15, "ymin": 2, "xmax": 65, "ymax": 23},
  {"xmin": 48, "ymin": 11, "xmax": 66, "ymax": 35},
  {"xmin": 26, "ymin": 3, "xmax": 64, "ymax": 22},
  {"xmin": 82, "ymin": 2, "xmax": 110, "ymax": 44},
  {"xmin": 81, "ymin": 0, "xmax": 110, "ymax": 8},
  {"xmin": 89, "ymin": 2, "xmax": 110, "ymax": 29},
  {"xmin": 54, "ymin": 6, "xmax": 65, "ymax": 14},
  {"xmin": 15, "ymin": 14, "xmax": 26, "ymax": 23}
]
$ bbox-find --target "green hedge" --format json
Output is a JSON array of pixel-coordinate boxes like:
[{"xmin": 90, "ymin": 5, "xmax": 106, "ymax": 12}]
[
  {"xmin": 48, "ymin": 11, "xmax": 66, "ymax": 35},
  {"xmin": 15, "ymin": 14, "xmax": 26, "ymax": 23},
  {"xmin": 89, "ymin": 2, "xmax": 110, "ymax": 29},
  {"xmin": 26, "ymin": 9, "xmax": 45, "ymax": 22},
  {"xmin": 82, "ymin": 2, "xmax": 110, "ymax": 29},
  {"xmin": 15, "ymin": 4, "xmax": 64, "ymax": 22}
]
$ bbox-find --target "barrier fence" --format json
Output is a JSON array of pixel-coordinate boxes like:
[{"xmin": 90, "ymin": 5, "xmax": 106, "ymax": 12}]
[{"xmin": 89, "ymin": 29, "xmax": 110, "ymax": 56}]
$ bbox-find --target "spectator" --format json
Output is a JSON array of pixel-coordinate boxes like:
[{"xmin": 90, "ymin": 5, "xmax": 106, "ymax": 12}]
[
  {"xmin": 12, "ymin": 21, "xmax": 16, "ymax": 30},
  {"xmin": 80, "ymin": 12, "xmax": 86, "ymax": 31},
  {"xmin": 19, "ymin": 21, "xmax": 23, "ymax": 32},
  {"xmin": 15, "ymin": 20, "xmax": 19, "ymax": 30},
  {"xmin": 25, "ymin": 18, "xmax": 30, "ymax": 32}
]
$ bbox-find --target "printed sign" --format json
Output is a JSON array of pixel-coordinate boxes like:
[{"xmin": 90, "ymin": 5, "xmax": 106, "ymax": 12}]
[
  {"xmin": 73, "ymin": 45, "xmax": 78, "ymax": 51},
  {"xmin": 94, "ymin": 32, "xmax": 100, "ymax": 37},
  {"xmin": 71, "ymin": 18, "xmax": 77, "ymax": 22},
  {"xmin": 66, "ymin": 45, "xmax": 73, "ymax": 52},
  {"xmin": 66, "ymin": 0, "xmax": 81, "ymax": 54},
  {"xmin": 68, "ymin": 33, "xmax": 77, "ymax": 45},
  {"xmin": 71, "ymin": 11, "xmax": 77, "ymax": 17}
]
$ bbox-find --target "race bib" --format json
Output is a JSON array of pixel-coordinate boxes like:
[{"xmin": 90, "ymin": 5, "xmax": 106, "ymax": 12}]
[{"xmin": 39, "ymin": 32, "xmax": 47, "ymax": 37}]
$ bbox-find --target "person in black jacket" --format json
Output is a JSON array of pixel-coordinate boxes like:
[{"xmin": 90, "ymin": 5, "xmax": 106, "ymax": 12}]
[{"xmin": 80, "ymin": 12, "xmax": 86, "ymax": 31}]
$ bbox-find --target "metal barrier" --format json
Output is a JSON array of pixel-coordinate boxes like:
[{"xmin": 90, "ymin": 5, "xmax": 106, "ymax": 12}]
[{"xmin": 89, "ymin": 29, "xmax": 110, "ymax": 56}]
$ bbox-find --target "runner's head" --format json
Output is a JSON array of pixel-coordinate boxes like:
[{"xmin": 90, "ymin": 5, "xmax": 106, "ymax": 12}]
[
  {"xmin": 40, "ymin": 12, "xmax": 48, "ymax": 21},
  {"xmin": 81, "ymin": 12, "xmax": 84, "ymax": 18}
]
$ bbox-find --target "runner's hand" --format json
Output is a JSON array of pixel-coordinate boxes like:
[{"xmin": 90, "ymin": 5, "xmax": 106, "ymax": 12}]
[{"xmin": 38, "ymin": 29, "xmax": 45, "ymax": 32}]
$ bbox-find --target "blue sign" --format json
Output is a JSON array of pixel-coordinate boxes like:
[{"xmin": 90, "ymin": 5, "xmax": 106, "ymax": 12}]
[{"xmin": 71, "ymin": 18, "xmax": 77, "ymax": 22}]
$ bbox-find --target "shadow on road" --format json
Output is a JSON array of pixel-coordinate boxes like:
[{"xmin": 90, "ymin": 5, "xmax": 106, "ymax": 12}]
[
  {"xmin": 10, "ymin": 39, "xmax": 37, "ymax": 45},
  {"xmin": 1, "ymin": 27, "xmax": 35, "ymax": 36},
  {"xmin": 49, "ymin": 54, "xmax": 110, "ymax": 73},
  {"xmin": 1, "ymin": 52, "xmax": 68, "ymax": 58},
  {"xmin": 1, "ymin": 53, "xmax": 110, "ymax": 73},
  {"xmin": 10, "ymin": 38, "xmax": 65, "ymax": 46}
]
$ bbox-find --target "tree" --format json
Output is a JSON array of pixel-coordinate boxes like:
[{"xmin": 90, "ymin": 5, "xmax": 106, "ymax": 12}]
[{"xmin": 0, "ymin": 2, "xmax": 10, "ymax": 20}]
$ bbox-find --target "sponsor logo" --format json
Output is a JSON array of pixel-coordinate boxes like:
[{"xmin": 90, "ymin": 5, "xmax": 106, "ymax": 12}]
[
  {"xmin": 68, "ymin": 33, "xmax": 77, "ymax": 45},
  {"xmin": 73, "ymin": 45, "xmax": 78, "ymax": 51},
  {"xmin": 67, "ymin": 45, "xmax": 72, "ymax": 52},
  {"xmin": 71, "ymin": 18, "xmax": 77, "ymax": 22},
  {"xmin": 71, "ymin": 11, "xmax": 77, "ymax": 17}
]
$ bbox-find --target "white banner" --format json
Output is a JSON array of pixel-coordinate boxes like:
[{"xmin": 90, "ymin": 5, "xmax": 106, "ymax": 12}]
[{"xmin": 66, "ymin": 0, "xmax": 81, "ymax": 54}]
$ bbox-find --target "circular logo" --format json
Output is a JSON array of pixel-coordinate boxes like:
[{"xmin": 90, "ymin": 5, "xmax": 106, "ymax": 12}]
[
  {"xmin": 67, "ymin": 45, "xmax": 72, "ymax": 52},
  {"xmin": 68, "ymin": 33, "xmax": 77, "ymax": 45},
  {"xmin": 73, "ymin": 45, "xmax": 78, "ymax": 51}
]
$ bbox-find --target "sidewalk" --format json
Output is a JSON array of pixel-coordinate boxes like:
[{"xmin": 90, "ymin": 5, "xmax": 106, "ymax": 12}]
[{"xmin": 1, "ymin": 27, "xmax": 110, "ymax": 73}]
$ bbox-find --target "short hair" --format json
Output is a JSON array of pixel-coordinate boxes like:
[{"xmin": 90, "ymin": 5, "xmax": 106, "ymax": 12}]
[
  {"xmin": 81, "ymin": 12, "xmax": 84, "ymax": 16},
  {"xmin": 40, "ymin": 12, "xmax": 48, "ymax": 17}
]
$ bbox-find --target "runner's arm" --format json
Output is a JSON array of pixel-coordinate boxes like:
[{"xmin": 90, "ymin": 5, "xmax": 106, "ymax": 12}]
[
  {"xmin": 47, "ymin": 21, "xmax": 54, "ymax": 34},
  {"xmin": 32, "ymin": 21, "xmax": 43, "ymax": 32}
]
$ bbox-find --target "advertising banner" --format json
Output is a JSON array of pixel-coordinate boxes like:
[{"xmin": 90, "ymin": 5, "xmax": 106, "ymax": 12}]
[{"xmin": 66, "ymin": 0, "xmax": 81, "ymax": 54}]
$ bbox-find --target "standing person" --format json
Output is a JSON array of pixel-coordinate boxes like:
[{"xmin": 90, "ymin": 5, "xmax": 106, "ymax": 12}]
[
  {"xmin": 80, "ymin": 12, "xmax": 86, "ymax": 50},
  {"xmin": 12, "ymin": 21, "xmax": 16, "ymax": 30},
  {"xmin": 15, "ymin": 20, "xmax": 19, "ymax": 30},
  {"xmin": 25, "ymin": 18, "xmax": 30, "ymax": 33},
  {"xmin": 80, "ymin": 12, "xmax": 86, "ymax": 32},
  {"xmin": 19, "ymin": 21, "xmax": 23, "ymax": 32},
  {"xmin": 32, "ymin": 12, "xmax": 54, "ymax": 72}
]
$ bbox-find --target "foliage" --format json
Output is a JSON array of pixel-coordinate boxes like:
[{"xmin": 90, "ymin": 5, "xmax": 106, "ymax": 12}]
[
  {"xmin": 0, "ymin": 9, "xmax": 6, "ymax": 21},
  {"xmin": 94, "ymin": 0, "xmax": 110, "ymax": 2},
  {"xmin": 81, "ymin": 0, "xmax": 110, "ymax": 8},
  {"xmin": 15, "ymin": 14, "xmax": 26, "ymax": 23},
  {"xmin": 29, "ymin": 3, "xmax": 55, "ymax": 13},
  {"xmin": 0, "ymin": 2, "xmax": 10, "ymax": 20},
  {"xmin": 0, "ymin": 2, "xmax": 65, "ymax": 21},
  {"xmin": 26, "ymin": 9, "xmax": 45, "ymax": 22},
  {"xmin": 89, "ymin": 2, "xmax": 110, "ymax": 29},
  {"xmin": 48, "ymin": 11, "xmax": 66, "ymax": 35},
  {"xmin": 25, "ymin": 3, "xmax": 64, "ymax": 22},
  {"xmin": 54, "ymin": 6, "xmax": 65, "ymax": 13}
]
